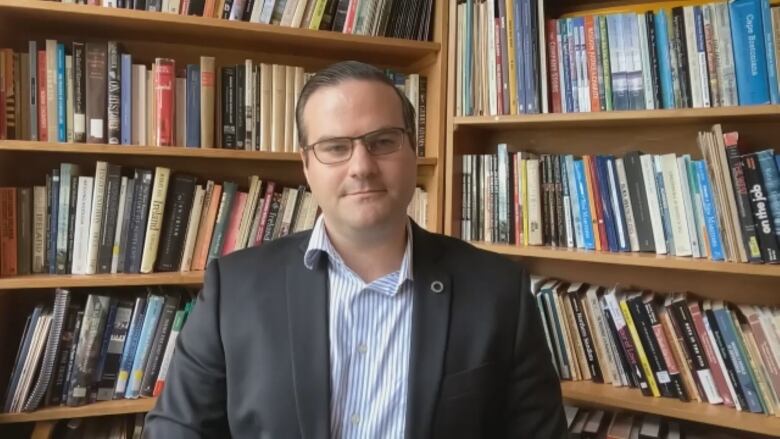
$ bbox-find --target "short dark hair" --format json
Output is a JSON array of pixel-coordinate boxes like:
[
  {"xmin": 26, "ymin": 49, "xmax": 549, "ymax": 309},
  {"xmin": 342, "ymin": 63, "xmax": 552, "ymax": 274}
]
[{"xmin": 295, "ymin": 60, "xmax": 416, "ymax": 149}]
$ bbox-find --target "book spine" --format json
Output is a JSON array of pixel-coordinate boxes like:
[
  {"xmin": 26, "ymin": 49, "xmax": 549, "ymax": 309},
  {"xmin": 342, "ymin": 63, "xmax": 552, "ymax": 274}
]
[
  {"xmin": 729, "ymin": 0, "xmax": 771, "ymax": 105},
  {"xmin": 755, "ymin": 149, "xmax": 780, "ymax": 245},
  {"xmin": 114, "ymin": 297, "xmax": 146, "ymax": 398},
  {"xmin": 120, "ymin": 53, "xmax": 132, "ymax": 145},
  {"xmin": 57, "ymin": 44, "xmax": 66, "ymax": 142},
  {"xmin": 107, "ymin": 42, "xmax": 121, "ymax": 144},
  {"xmin": 85, "ymin": 42, "xmax": 107, "ymax": 143},
  {"xmin": 140, "ymin": 167, "xmax": 171, "ymax": 273},
  {"xmin": 742, "ymin": 153, "xmax": 780, "ymax": 263},
  {"xmin": 155, "ymin": 59, "xmax": 176, "ymax": 146}
]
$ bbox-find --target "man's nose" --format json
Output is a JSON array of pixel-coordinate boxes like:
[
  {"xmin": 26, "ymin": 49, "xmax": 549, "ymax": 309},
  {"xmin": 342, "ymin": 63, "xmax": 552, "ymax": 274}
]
[{"xmin": 347, "ymin": 140, "xmax": 379, "ymax": 177}]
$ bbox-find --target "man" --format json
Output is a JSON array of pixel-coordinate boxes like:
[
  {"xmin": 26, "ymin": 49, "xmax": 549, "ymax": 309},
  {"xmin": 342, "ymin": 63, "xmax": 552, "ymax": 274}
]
[{"xmin": 145, "ymin": 61, "xmax": 566, "ymax": 438}]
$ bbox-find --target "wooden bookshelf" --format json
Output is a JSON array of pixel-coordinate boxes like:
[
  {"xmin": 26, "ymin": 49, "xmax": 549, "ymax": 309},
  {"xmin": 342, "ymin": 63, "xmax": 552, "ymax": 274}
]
[
  {"xmin": 0, "ymin": 272, "xmax": 204, "ymax": 291},
  {"xmin": 446, "ymin": 0, "xmax": 780, "ymax": 435},
  {"xmin": 0, "ymin": 0, "xmax": 449, "ymax": 433},
  {"xmin": 472, "ymin": 242, "xmax": 780, "ymax": 278},
  {"xmin": 0, "ymin": 398, "xmax": 156, "ymax": 424},
  {"xmin": 0, "ymin": 140, "xmax": 438, "ymax": 166},
  {"xmin": 561, "ymin": 381, "xmax": 780, "ymax": 436}
]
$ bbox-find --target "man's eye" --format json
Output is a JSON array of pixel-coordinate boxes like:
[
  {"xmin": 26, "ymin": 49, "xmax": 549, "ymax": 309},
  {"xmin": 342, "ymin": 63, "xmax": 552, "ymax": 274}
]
[{"xmin": 320, "ymin": 142, "xmax": 350, "ymax": 153}]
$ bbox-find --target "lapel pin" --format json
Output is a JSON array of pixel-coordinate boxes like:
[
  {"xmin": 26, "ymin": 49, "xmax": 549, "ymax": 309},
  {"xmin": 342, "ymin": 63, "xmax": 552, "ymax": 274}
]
[{"xmin": 430, "ymin": 280, "xmax": 444, "ymax": 294}]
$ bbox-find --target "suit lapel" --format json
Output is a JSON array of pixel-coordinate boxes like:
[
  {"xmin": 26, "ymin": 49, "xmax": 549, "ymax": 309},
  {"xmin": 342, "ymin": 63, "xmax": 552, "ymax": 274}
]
[
  {"xmin": 286, "ymin": 242, "xmax": 330, "ymax": 439},
  {"xmin": 405, "ymin": 223, "xmax": 451, "ymax": 439}
]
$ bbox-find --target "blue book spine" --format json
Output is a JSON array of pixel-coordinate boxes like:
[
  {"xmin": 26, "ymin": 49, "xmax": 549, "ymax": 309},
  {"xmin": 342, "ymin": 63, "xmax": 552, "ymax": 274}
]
[
  {"xmin": 125, "ymin": 295, "xmax": 164, "ymax": 399},
  {"xmin": 513, "ymin": 0, "xmax": 526, "ymax": 114},
  {"xmin": 561, "ymin": 20, "xmax": 574, "ymax": 113},
  {"xmin": 713, "ymin": 306, "xmax": 764, "ymax": 413},
  {"xmin": 574, "ymin": 160, "xmax": 595, "ymax": 250},
  {"xmin": 565, "ymin": 155, "xmax": 584, "ymax": 248},
  {"xmin": 729, "ymin": 0, "xmax": 771, "ymax": 105},
  {"xmin": 186, "ymin": 65, "xmax": 201, "ymax": 148},
  {"xmin": 655, "ymin": 157, "xmax": 675, "ymax": 254},
  {"xmin": 120, "ymin": 54, "xmax": 132, "ymax": 145},
  {"xmin": 114, "ymin": 297, "xmax": 147, "ymax": 397},
  {"xmin": 655, "ymin": 10, "xmax": 675, "ymax": 109},
  {"xmin": 760, "ymin": 0, "xmax": 780, "ymax": 103},
  {"xmin": 776, "ymin": 154, "xmax": 780, "ymax": 172},
  {"xmin": 567, "ymin": 18, "xmax": 579, "ymax": 113},
  {"xmin": 695, "ymin": 160, "xmax": 725, "ymax": 260},
  {"xmin": 57, "ymin": 44, "xmax": 66, "ymax": 142},
  {"xmin": 596, "ymin": 156, "xmax": 618, "ymax": 252},
  {"xmin": 755, "ymin": 149, "xmax": 780, "ymax": 243}
]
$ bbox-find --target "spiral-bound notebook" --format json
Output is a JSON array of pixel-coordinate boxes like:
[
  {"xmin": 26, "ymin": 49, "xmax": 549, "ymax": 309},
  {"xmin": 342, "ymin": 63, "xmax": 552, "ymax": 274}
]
[{"xmin": 23, "ymin": 288, "xmax": 71, "ymax": 412}]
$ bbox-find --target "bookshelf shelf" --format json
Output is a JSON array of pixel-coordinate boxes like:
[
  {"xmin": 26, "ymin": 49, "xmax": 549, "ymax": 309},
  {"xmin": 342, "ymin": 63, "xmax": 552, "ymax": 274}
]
[
  {"xmin": 561, "ymin": 381, "xmax": 780, "ymax": 436},
  {"xmin": 0, "ymin": 272, "xmax": 205, "ymax": 291},
  {"xmin": 0, "ymin": 0, "xmax": 439, "ymax": 69},
  {"xmin": 0, "ymin": 141, "xmax": 438, "ymax": 166},
  {"xmin": 452, "ymin": 105, "xmax": 780, "ymax": 129},
  {"xmin": 473, "ymin": 242, "xmax": 780, "ymax": 277},
  {"xmin": 0, "ymin": 398, "xmax": 156, "ymax": 424}
]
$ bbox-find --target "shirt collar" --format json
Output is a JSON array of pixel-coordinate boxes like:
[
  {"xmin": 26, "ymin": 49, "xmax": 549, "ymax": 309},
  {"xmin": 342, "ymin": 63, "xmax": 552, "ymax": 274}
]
[{"xmin": 303, "ymin": 215, "xmax": 414, "ymax": 286}]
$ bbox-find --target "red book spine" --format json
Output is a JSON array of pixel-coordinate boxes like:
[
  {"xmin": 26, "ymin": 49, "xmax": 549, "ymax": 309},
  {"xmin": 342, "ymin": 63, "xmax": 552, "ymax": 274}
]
[
  {"xmin": 221, "ymin": 191, "xmax": 247, "ymax": 255},
  {"xmin": 343, "ymin": 0, "xmax": 358, "ymax": 33},
  {"xmin": 547, "ymin": 19, "xmax": 561, "ymax": 114},
  {"xmin": 155, "ymin": 59, "xmax": 176, "ymax": 147},
  {"xmin": 37, "ymin": 50, "xmax": 47, "ymax": 142},
  {"xmin": 688, "ymin": 301, "xmax": 734, "ymax": 407},
  {"xmin": 1, "ymin": 188, "xmax": 17, "ymax": 276},
  {"xmin": 585, "ymin": 15, "xmax": 601, "ymax": 112},
  {"xmin": 494, "ymin": 18, "xmax": 505, "ymax": 115}
]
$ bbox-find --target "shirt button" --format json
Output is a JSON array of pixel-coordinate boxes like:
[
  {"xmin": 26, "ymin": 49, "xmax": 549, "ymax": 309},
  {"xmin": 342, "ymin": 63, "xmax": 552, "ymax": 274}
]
[
  {"xmin": 357, "ymin": 343, "xmax": 367, "ymax": 354},
  {"xmin": 351, "ymin": 414, "xmax": 360, "ymax": 425}
]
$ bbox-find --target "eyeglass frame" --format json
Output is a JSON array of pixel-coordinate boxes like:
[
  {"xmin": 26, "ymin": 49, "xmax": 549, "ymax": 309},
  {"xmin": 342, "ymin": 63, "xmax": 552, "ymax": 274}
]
[{"xmin": 301, "ymin": 126, "xmax": 412, "ymax": 165}]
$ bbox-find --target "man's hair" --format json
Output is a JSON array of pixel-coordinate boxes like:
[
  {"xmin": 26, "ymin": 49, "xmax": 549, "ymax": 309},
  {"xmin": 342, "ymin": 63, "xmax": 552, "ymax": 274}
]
[{"xmin": 295, "ymin": 60, "xmax": 416, "ymax": 149}]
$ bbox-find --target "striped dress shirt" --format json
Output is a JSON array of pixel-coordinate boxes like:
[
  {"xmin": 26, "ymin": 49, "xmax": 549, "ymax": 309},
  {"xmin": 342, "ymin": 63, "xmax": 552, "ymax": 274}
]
[{"xmin": 304, "ymin": 216, "xmax": 414, "ymax": 439}]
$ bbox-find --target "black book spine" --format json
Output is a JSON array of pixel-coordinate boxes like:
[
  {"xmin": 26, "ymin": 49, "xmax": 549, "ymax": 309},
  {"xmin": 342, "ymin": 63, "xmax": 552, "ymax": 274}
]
[
  {"xmin": 235, "ymin": 64, "xmax": 245, "ymax": 149},
  {"xmin": 156, "ymin": 174, "xmax": 197, "ymax": 271},
  {"xmin": 262, "ymin": 191, "xmax": 283, "ymax": 242},
  {"xmin": 331, "ymin": 0, "xmax": 351, "ymax": 32},
  {"xmin": 47, "ymin": 304, "xmax": 80, "ymax": 406},
  {"xmin": 97, "ymin": 164, "xmax": 122, "ymax": 273},
  {"xmin": 187, "ymin": 0, "xmax": 206, "ymax": 15},
  {"xmin": 569, "ymin": 292, "xmax": 603, "ymax": 382},
  {"xmin": 668, "ymin": 299, "xmax": 709, "ymax": 400},
  {"xmin": 60, "ymin": 310, "xmax": 83, "ymax": 405},
  {"xmin": 107, "ymin": 42, "xmax": 121, "ymax": 145},
  {"xmin": 125, "ymin": 169, "xmax": 153, "ymax": 274},
  {"xmin": 66, "ymin": 175, "xmax": 79, "ymax": 274},
  {"xmin": 725, "ymin": 144, "xmax": 762, "ymax": 262},
  {"xmin": 221, "ymin": 67, "xmax": 236, "ymax": 149},
  {"xmin": 628, "ymin": 296, "xmax": 674, "ymax": 398},
  {"xmin": 704, "ymin": 307, "xmax": 748, "ymax": 409},
  {"xmin": 742, "ymin": 154, "xmax": 780, "ymax": 263},
  {"xmin": 646, "ymin": 301, "xmax": 688, "ymax": 401},
  {"xmin": 73, "ymin": 42, "xmax": 86, "ymax": 143},
  {"xmin": 89, "ymin": 299, "xmax": 118, "ymax": 403},
  {"xmin": 646, "ymin": 12, "xmax": 663, "ymax": 108},
  {"xmin": 67, "ymin": 295, "xmax": 110, "ymax": 407},
  {"xmin": 417, "ymin": 76, "xmax": 427, "ymax": 157},
  {"xmin": 672, "ymin": 7, "xmax": 692, "ymax": 108},
  {"xmin": 320, "ymin": 0, "xmax": 340, "ymax": 30},
  {"xmin": 140, "ymin": 295, "xmax": 181, "ymax": 396}
]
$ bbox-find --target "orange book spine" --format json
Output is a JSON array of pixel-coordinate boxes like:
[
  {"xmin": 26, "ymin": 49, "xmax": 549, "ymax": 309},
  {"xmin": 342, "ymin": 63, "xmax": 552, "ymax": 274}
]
[
  {"xmin": 582, "ymin": 155, "xmax": 602, "ymax": 251},
  {"xmin": 192, "ymin": 184, "xmax": 222, "ymax": 271},
  {"xmin": 585, "ymin": 15, "xmax": 601, "ymax": 112},
  {"xmin": 220, "ymin": 191, "xmax": 247, "ymax": 256},
  {"xmin": 1, "ymin": 188, "xmax": 17, "ymax": 276}
]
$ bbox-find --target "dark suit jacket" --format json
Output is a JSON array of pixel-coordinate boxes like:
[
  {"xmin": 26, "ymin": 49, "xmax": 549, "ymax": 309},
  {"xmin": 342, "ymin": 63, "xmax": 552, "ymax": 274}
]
[{"xmin": 144, "ymin": 222, "xmax": 567, "ymax": 438}]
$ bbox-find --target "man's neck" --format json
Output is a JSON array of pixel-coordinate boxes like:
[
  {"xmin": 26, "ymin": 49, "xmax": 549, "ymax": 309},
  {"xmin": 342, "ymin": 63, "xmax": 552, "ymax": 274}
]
[{"xmin": 324, "ymin": 218, "xmax": 408, "ymax": 284}]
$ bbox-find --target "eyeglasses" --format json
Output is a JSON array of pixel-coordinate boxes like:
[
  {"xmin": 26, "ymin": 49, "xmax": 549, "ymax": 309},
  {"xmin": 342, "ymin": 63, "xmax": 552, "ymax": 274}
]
[{"xmin": 303, "ymin": 127, "xmax": 409, "ymax": 165}]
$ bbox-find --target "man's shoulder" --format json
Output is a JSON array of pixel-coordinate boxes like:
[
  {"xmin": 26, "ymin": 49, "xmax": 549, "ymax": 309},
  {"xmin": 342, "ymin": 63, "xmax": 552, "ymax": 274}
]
[
  {"xmin": 423, "ymin": 230, "xmax": 523, "ymax": 276},
  {"xmin": 214, "ymin": 229, "xmax": 311, "ymax": 273}
]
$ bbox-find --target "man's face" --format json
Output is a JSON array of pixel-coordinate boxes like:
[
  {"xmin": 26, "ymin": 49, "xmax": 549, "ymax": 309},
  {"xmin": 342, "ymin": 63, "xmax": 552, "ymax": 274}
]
[{"xmin": 300, "ymin": 79, "xmax": 417, "ymax": 235}]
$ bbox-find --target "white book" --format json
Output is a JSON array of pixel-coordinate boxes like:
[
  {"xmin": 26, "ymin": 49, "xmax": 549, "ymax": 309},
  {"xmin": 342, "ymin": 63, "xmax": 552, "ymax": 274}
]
[
  {"xmin": 71, "ymin": 176, "xmax": 93, "ymax": 275},
  {"xmin": 180, "ymin": 185, "xmax": 206, "ymax": 272},
  {"xmin": 615, "ymin": 158, "xmax": 640, "ymax": 252},
  {"xmin": 245, "ymin": 60, "xmax": 254, "ymax": 151},
  {"xmin": 236, "ymin": 176, "xmax": 261, "ymax": 250},
  {"xmin": 291, "ymin": 0, "xmax": 308, "ymax": 27},
  {"xmin": 695, "ymin": 8, "xmax": 711, "ymax": 108},
  {"xmin": 538, "ymin": 0, "xmax": 549, "ymax": 113},
  {"xmin": 713, "ymin": 3, "xmax": 738, "ymax": 106},
  {"xmin": 229, "ymin": 0, "xmax": 247, "ymax": 20},
  {"xmin": 110, "ymin": 176, "xmax": 128, "ymax": 274},
  {"xmin": 711, "ymin": 125, "xmax": 744, "ymax": 262},
  {"xmin": 260, "ymin": 63, "xmax": 273, "ymax": 152},
  {"xmin": 660, "ymin": 153, "xmax": 692, "ymax": 257},
  {"xmin": 677, "ymin": 156, "xmax": 701, "ymax": 258},
  {"xmin": 293, "ymin": 66, "xmax": 305, "ymax": 151},
  {"xmin": 250, "ymin": 0, "xmax": 265, "ymax": 23},
  {"xmin": 86, "ymin": 161, "xmax": 108, "ymax": 274},
  {"xmin": 637, "ymin": 15, "xmax": 655, "ymax": 110},
  {"xmin": 66, "ymin": 55, "xmax": 74, "ymax": 142},
  {"xmin": 165, "ymin": 0, "xmax": 180, "ymax": 14},
  {"xmin": 131, "ymin": 64, "xmax": 147, "ymax": 145},
  {"xmin": 684, "ymin": 6, "xmax": 703, "ymax": 108},
  {"xmin": 32, "ymin": 186, "xmax": 46, "ymax": 273},
  {"xmin": 486, "ymin": 0, "xmax": 497, "ymax": 116},
  {"xmin": 606, "ymin": 158, "xmax": 628, "ymax": 251},
  {"xmin": 140, "ymin": 167, "xmax": 171, "ymax": 273},
  {"xmin": 12, "ymin": 313, "xmax": 51, "ymax": 412},
  {"xmin": 280, "ymin": 0, "xmax": 299, "ymax": 26},
  {"xmin": 629, "ymin": 14, "xmax": 645, "ymax": 110},
  {"xmin": 640, "ymin": 154, "xmax": 668, "ymax": 254},
  {"xmin": 583, "ymin": 286, "xmax": 616, "ymax": 385}
]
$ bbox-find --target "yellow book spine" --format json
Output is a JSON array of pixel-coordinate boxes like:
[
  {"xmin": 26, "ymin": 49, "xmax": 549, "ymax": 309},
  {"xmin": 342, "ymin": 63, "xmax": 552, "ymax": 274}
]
[
  {"xmin": 309, "ymin": 0, "xmax": 329, "ymax": 30},
  {"xmin": 582, "ymin": 155, "xmax": 601, "ymax": 251},
  {"xmin": 620, "ymin": 298, "xmax": 661, "ymax": 397}
]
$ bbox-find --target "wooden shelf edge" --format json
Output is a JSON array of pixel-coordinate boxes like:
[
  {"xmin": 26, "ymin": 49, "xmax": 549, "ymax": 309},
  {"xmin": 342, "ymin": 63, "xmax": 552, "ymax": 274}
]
[
  {"xmin": 453, "ymin": 105, "xmax": 780, "ymax": 128},
  {"xmin": 473, "ymin": 242, "xmax": 780, "ymax": 277},
  {"xmin": 561, "ymin": 381, "xmax": 780, "ymax": 436},
  {"xmin": 0, "ymin": 0, "xmax": 439, "ymax": 62},
  {"xmin": 0, "ymin": 398, "xmax": 156, "ymax": 424},
  {"xmin": 0, "ymin": 272, "xmax": 205, "ymax": 290},
  {"xmin": 0, "ymin": 141, "xmax": 438, "ymax": 166}
]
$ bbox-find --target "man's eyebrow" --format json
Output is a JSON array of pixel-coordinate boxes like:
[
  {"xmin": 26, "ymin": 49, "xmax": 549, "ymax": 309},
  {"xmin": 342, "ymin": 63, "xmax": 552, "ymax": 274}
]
[{"xmin": 310, "ymin": 126, "xmax": 402, "ymax": 144}]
